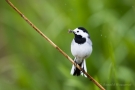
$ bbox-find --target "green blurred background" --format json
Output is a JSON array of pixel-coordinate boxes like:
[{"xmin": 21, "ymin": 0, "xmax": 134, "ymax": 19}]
[{"xmin": 0, "ymin": 0, "xmax": 135, "ymax": 90}]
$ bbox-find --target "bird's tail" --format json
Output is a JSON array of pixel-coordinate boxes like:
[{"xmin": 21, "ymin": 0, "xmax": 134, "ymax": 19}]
[{"xmin": 70, "ymin": 59, "xmax": 87, "ymax": 77}]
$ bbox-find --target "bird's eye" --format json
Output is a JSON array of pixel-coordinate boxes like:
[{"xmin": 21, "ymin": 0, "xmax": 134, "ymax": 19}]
[{"xmin": 77, "ymin": 31, "xmax": 79, "ymax": 33}]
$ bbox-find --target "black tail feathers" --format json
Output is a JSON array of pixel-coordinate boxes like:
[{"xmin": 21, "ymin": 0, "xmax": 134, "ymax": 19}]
[{"xmin": 73, "ymin": 63, "xmax": 82, "ymax": 76}]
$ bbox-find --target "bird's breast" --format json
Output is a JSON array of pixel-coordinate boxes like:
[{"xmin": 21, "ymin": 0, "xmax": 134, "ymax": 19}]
[{"xmin": 71, "ymin": 41, "xmax": 92, "ymax": 59}]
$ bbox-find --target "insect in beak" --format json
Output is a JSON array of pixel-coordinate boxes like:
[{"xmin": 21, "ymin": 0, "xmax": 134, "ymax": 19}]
[{"xmin": 68, "ymin": 29, "xmax": 73, "ymax": 33}]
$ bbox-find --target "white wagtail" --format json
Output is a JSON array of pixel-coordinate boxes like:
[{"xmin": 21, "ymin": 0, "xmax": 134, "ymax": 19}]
[{"xmin": 69, "ymin": 27, "xmax": 92, "ymax": 77}]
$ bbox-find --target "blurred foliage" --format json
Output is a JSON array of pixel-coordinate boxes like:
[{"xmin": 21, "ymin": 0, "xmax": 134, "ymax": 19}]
[{"xmin": 0, "ymin": 0, "xmax": 135, "ymax": 90}]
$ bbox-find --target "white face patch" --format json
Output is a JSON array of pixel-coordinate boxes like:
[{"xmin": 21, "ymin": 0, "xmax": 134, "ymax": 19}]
[{"xmin": 73, "ymin": 28, "xmax": 89, "ymax": 38}]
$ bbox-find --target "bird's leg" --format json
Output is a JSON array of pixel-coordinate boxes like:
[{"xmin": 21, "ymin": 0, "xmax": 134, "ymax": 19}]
[
  {"xmin": 81, "ymin": 60, "xmax": 85, "ymax": 73},
  {"xmin": 74, "ymin": 60, "xmax": 77, "ymax": 66},
  {"xmin": 81, "ymin": 67, "xmax": 85, "ymax": 72}
]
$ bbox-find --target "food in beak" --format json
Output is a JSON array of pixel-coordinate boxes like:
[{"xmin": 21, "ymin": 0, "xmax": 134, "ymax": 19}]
[{"xmin": 68, "ymin": 29, "xmax": 73, "ymax": 33}]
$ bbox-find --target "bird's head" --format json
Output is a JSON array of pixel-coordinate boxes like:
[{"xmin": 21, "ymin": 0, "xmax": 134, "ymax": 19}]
[{"xmin": 69, "ymin": 27, "xmax": 90, "ymax": 38}]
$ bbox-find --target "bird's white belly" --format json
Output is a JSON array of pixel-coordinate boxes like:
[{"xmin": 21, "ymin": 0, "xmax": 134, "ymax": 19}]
[{"xmin": 71, "ymin": 42, "xmax": 92, "ymax": 59}]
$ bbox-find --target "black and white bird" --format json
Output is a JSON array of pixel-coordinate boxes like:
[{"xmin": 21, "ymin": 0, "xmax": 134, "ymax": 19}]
[{"xmin": 69, "ymin": 27, "xmax": 92, "ymax": 77}]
